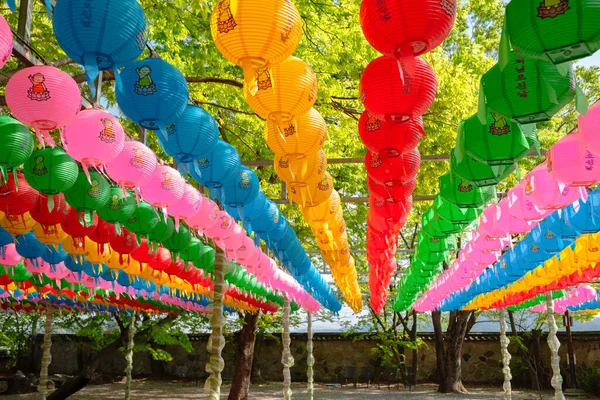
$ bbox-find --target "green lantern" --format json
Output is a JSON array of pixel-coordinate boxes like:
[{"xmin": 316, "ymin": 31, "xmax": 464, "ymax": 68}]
[
  {"xmin": 148, "ymin": 216, "xmax": 175, "ymax": 246},
  {"xmin": 421, "ymin": 207, "xmax": 461, "ymax": 237},
  {"xmin": 450, "ymin": 148, "xmax": 514, "ymax": 187},
  {"xmin": 64, "ymin": 169, "xmax": 110, "ymax": 218},
  {"xmin": 96, "ymin": 186, "xmax": 137, "ymax": 231},
  {"xmin": 30, "ymin": 273, "xmax": 53, "ymax": 287},
  {"xmin": 163, "ymin": 224, "xmax": 191, "ymax": 256},
  {"xmin": 24, "ymin": 147, "xmax": 79, "ymax": 209},
  {"xmin": 122, "ymin": 201, "xmax": 159, "ymax": 237},
  {"xmin": 439, "ymin": 171, "xmax": 494, "ymax": 208},
  {"xmin": 0, "ymin": 116, "xmax": 34, "ymax": 183},
  {"xmin": 413, "ymin": 246, "xmax": 447, "ymax": 267},
  {"xmin": 418, "ymin": 231, "xmax": 457, "ymax": 254},
  {"xmin": 193, "ymin": 245, "xmax": 215, "ymax": 274},
  {"xmin": 461, "ymin": 113, "xmax": 530, "ymax": 166},
  {"xmin": 506, "ymin": 0, "xmax": 600, "ymax": 64},
  {"xmin": 179, "ymin": 237, "xmax": 202, "ymax": 262},
  {"xmin": 434, "ymin": 195, "xmax": 482, "ymax": 225},
  {"xmin": 7, "ymin": 263, "xmax": 32, "ymax": 283},
  {"xmin": 479, "ymin": 53, "xmax": 576, "ymax": 124}
]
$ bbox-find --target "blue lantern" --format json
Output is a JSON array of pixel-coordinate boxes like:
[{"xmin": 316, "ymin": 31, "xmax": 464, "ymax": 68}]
[
  {"xmin": 117, "ymin": 271, "xmax": 134, "ymax": 287},
  {"xmin": 531, "ymin": 225, "xmax": 573, "ymax": 253},
  {"xmin": 41, "ymin": 244, "xmax": 68, "ymax": 266},
  {"xmin": 189, "ymin": 141, "xmax": 241, "ymax": 189},
  {"xmin": 226, "ymin": 191, "xmax": 267, "ymax": 225},
  {"xmin": 566, "ymin": 191, "xmax": 600, "ymax": 233},
  {"xmin": 15, "ymin": 232, "xmax": 46, "ymax": 262},
  {"xmin": 64, "ymin": 255, "xmax": 88, "ymax": 273},
  {"xmin": 52, "ymin": 0, "xmax": 147, "ymax": 97},
  {"xmin": 546, "ymin": 210, "xmax": 580, "ymax": 239},
  {"xmin": 221, "ymin": 167, "xmax": 260, "ymax": 208},
  {"xmin": 116, "ymin": 58, "xmax": 189, "ymax": 136},
  {"xmin": 0, "ymin": 225, "xmax": 13, "ymax": 248},
  {"xmin": 83, "ymin": 262, "xmax": 105, "ymax": 278},
  {"xmin": 157, "ymin": 105, "xmax": 219, "ymax": 164}
]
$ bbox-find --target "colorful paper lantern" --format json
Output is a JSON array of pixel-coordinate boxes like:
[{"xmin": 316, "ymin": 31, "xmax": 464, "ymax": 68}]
[
  {"xmin": 109, "ymin": 228, "xmax": 138, "ymax": 255},
  {"xmin": 365, "ymin": 148, "xmax": 420, "ymax": 185},
  {"xmin": 301, "ymin": 190, "xmax": 341, "ymax": 225},
  {"xmin": 96, "ymin": 186, "xmax": 137, "ymax": 228},
  {"xmin": 115, "ymin": 58, "xmax": 189, "ymax": 134},
  {"xmin": 359, "ymin": 0, "xmax": 455, "ymax": 59},
  {"xmin": 265, "ymin": 108, "xmax": 327, "ymax": 157},
  {"xmin": 274, "ymin": 150, "xmax": 327, "ymax": 185},
  {"xmin": 548, "ymin": 132, "xmax": 600, "ymax": 187},
  {"xmin": 506, "ymin": 0, "xmax": 600, "ymax": 64},
  {"xmin": 23, "ymin": 147, "xmax": 79, "ymax": 209},
  {"xmin": 0, "ymin": 116, "xmax": 34, "ymax": 183},
  {"xmin": 52, "ymin": 0, "xmax": 147, "ymax": 96},
  {"xmin": 461, "ymin": 112, "xmax": 530, "ymax": 166},
  {"xmin": 122, "ymin": 201, "xmax": 159, "ymax": 237},
  {"xmin": 507, "ymin": 182, "xmax": 552, "ymax": 221},
  {"xmin": 157, "ymin": 105, "xmax": 219, "ymax": 163},
  {"xmin": 168, "ymin": 183, "xmax": 202, "ymax": 231},
  {"xmin": 64, "ymin": 169, "xmax": 110, "ymax": 217},
  {"xmin": 221, "ymin": 167, "xmax": 260, "ymax": 208},
  {"xmin": 33, "ymin": 222, "xmax": 67, "ymax": 246},
  {"xmin": 148, "ymin": 216, "xmax": 175, "ymax": 247},
  {"xmin": 61, "ymin": 109, "xmax": 125, "ymax": 176},
  {"xmin": 0, "ymin": 13, "xmax": 12, "ymax": 69},
  {"xmin": 105, "ymin": 141, "xmax": 158, "ymax": 191},
  {"xmin": 1, "ymin": 212, "xmax": 37, "ymax": 235},
  {"xmin": 163, "ymin": 224, "xmax": 191, "ymax": 256},
  {"xmin": 139, "ymin": 165, "xmax": 185, "ymax": 216},
  {"xmin": 479, "ymin": 53, "xmax": 575, "ymax": 124},
  {"xmin": 61, "ymin": 208, "xmax": 97, "ymax": 239},
  {"xmin": 41, "ymin": 244, "xmax": 68, "ymax": 266},
  {"xmin": 210, "ymin": 0, "xmax": 302, "ymax": 93},
  {"xmin": 245, "ymin": 57, "xmax": 317, "ymax": 125},
  {"xmin": 87, "ymin": 218, "xmax": 117, "ymax": 249},
  {"xmin": 359, "ymin": 112, "xmax": 423, "ymax": 157},
  {"xmin": 528, "ymin": 163, "xmax": 586, "ymax": 210},
  {"xmin": 15, "ymin": 232, "xmax": 46, "ymax": 262},
  {"xmin": 438, "ymin": 171, "xmax": 494, "ymax": 208},
  {"xmin": 287, "ymin": 172, "xmax": 334, "ymax": 207},
  {"xmin": 360, "ymin": 56, "xmax": 437, "ymax": 121},
  {"xmin": 189, "ymin": 141, "xmax": 241, "ymax": 189},
  {"xmin": 434, "ymin": 195, "xmax": 481, "ymax": 225},
  {"xmin": 580, "ymin": 102, "xmax": 600, "ymax": 157},
  {"xmin": 450, "ymin": 147, "xmax": 514, "ymax": 187},
  {"xmin": 368, "ymin": 178, "xmax": 415, "ymax": 203},
  {"xmin": 0, "ymin": 171, "xmax": 39, "ymax": 216},
  {"xmin": 5, "ymin": 66, "xmax": 81, "ymax": 147}
]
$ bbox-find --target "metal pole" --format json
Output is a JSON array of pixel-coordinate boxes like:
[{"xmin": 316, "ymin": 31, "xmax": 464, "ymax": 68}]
[{"xmin": 564, "ymin": 311, "xmax": 577, "ymax": 389}]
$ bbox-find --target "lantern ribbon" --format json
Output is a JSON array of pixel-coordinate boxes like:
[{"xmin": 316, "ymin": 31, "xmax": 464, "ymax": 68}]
[
  {"xmin": 477, "ymin": 83, "xmax": 487, "ymax": 124},
  {"xmin": 83, "ymin": 54, "xmax": 101, "ymax": 100},
  {"xmin": 498, "ymin": 16, "xmax": 510, "ymax": 72},
  {"xmin": 6, "ymin": 0, "xmax": 15, "ymax": 12}
]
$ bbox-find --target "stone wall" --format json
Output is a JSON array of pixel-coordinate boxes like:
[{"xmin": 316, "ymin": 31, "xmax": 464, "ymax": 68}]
[{"xmin": 18, "ymin": 332, "xmax": 600, "ymax": 385}]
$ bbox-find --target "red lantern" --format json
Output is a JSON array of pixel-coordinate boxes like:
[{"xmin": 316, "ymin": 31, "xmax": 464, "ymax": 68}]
[
  {"xmin": 365, "ymin": 148, "xmax": 420, "ymax": 185},
  {"xmin": 30, "ymin": 193, "xmax": 70, "ymax": 231},
  {"xmin": 87, "ymin": 218, "xmax": 117, "ymax": 247},
  {"xmin": 0, "ymin": 172, "xmax": 40, "ymax": 216},
  {"xmin": 109, "ymin": 228, "xmax": 138, "ymax": 255},
  {"xmin": 130, "ymin": 239, "xmax": 154, "ymax": 264},
  {"xmin": 164, "ymin": 259, "xmax": 185, "ymax": 276},
  {"xmin": 371, "ymin": 195, "xmax": 413, "ymax": 226},
  {"xmin": 368, "ymin": 207, "xmax": 400, "ymax": 235},
  {"xmin": 359, "ymin": 112, "xmax": 424, "ymax": 157},
  {"xmin": 360, "ymin": 56, "xmax": 437, "ymax": 121},
  {"xmin": 359, "ymin": 0, "xmax": 455, "ymax": 60},
  {"xmin": 61, "ymin": 208, "xmax": 97, "ymax": 238},
  {"xmin": 148, "ymin": 247, "xmax": 172, "ymax": 271},
  {"xmin": 368, "ymin": 177, "xmax": 416, "ymax": 203}
]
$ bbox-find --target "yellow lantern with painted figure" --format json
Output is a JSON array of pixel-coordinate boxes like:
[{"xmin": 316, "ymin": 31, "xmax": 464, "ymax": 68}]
[
  {"xmin": 34, "ymin": 223, "xmax": 67, "ymax": 246},
  {"xmin": 301, "ymin": 190, "xmax": 341, "ymax": 225},
  {"xmin": 574, "ymin": 233, "xmax": 600, "ymax": 265},
  {"xmin": 287, "ymin": 172, "xmax": 333, "ymax": 207},
  {"xmin": 107, "ymin": 250, "xmax": 129, "ymax": 271},
  {"xmin": 245, "ymin": 57, "xmax": 317, "ymax": 125},
  {"xmin": 61, "ymin": 235, "xmax": 85, "ymax": 257},
  {"xmin": 1, "ymin": 212, "xmax": 36, "ymax": 235},
  {"xmin": 274, "ymin": 149, "xmax": 327, "ymax": 185},
  {"xmin": 83, "ymin": 238, "xmax": 111, "ymax": 265},
  {"xmin": 210, "ymin": 0, "xmax": 302, "ymax": 93},
  {"xmin": 265, "ymin": 108, "xmax": 327, "ymax": 157}
]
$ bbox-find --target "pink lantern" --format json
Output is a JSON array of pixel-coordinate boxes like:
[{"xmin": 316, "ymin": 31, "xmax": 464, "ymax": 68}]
[
  {"xmin": 1, "ymin": 243, "xmax": 24, "ymax": 266},
  {"xmin": 5, "ymin": 66, "xmax": 81, "ymax": 147},
  {"xmin": 61, "ymin": 109, "xmax": 125, "ymax": 179},
  {"xmin": 215, "ymin": 223, "xmax": 245, "ymax": 251},
  {"xmin": 528, "ymin": 163, "xmax": 587, "ymax": 210},
  {"xmin": 25, "ymin": 258, "xmax": 50, "ymax": 275},
  {"xmin": 228, "ymin": 236, "xmax": 258, "ymax": 264},
  {"xmin": 496, "ymin": 198, "xmax": 536, "ymax": 235},
  {"xmin": 548, "ymin": 132, "xmax": 600, "ymax": 187},
  {"xmin": 471, "ymin": 232, "xmax": 510, "ymax": 253},
  {"xmin": 185, "ymin": 197, "xmax": 218, "ymax": 232},
  {"xmin": 580, "ymin": 102, "xmax": 600, "ymax": 157},
  {"xmin": 139, "ymin": 166, "xmax": 185, "ymax": 217},
  {"xmin": 507, "ymin": 181, "xmax": 552, "ymax": 222},
  {"xmin": 478, "ymin": 203, "xmax": 506, "ymax": 238},
  {"xmin": 463, "ymin": 243, "xmax": 500, "ymax": 265},
  {"xmin": 168, "ymin": 183, "xmax": 202, "ymax": 231},
  {"xmin": 105, "ymin": 141, "xmax": 157, "ymax": 193},
  {"xmin": 46, "ymin": 262, "xmax": 69, "ymax": 281},
  {"xmin": 0, "ymin": 14, "xmax": 12, "ymax": 69},
  {"xmin": 203, "ymin": 211, "xmax": 234, "ymax": 241}
]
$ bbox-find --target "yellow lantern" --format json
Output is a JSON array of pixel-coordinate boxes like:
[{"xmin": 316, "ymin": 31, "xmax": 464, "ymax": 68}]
[
  {"xmin": 83, "ymin": 238, "xmax": 112, "ymax": 265},
  {"xmin": 61, "ymin": 235, "xmax": 85, "ymax": 257},
  {"xmin": 575, "ymin": 233, "xmax": 600, "ymax": 265},
  {"xmin": 265, "ymin": 108, "xmax": 327, "ymax": 157},
  {"xmin": 107, "ymin": 251, "xmax": 130, "ymax": 271},
  {"xmin": 245, "ymin": 57, "xmax": 317, "ymax": 124},
  {"xmin": 34, "ymin": 224, "xmax": 67, "ymax": 246},
  {"xmin": 287, "ymin": 172, "xmax": 333, "ymax": 207},
  {"xmin": 274, "ymin": 149, "xmax": 327, "ymax": 185},
  {"xmin": 123, "ymin": 257, "xmax": 144, "ymax": 277},
  {"xmin": 210, "ymin": 0, "xmax": 302, "ymax": 93},
  {"xmin": 1, "ymin": 212, "xmax": 37, "ymax": 235},
  {"xmin": 302, "ymin": 190, "xmax": 341, "ymax": 225}
]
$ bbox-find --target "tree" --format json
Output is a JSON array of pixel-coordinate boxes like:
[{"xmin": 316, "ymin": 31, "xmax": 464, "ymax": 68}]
[{"xmin": 228, "ymin": 312, "xmax": 260, "ymax": 400}]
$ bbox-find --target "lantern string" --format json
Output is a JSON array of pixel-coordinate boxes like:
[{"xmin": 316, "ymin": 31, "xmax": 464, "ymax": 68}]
[{"xmin": 43, "ymin": 0, "xmax": 52, "ymax": 18}]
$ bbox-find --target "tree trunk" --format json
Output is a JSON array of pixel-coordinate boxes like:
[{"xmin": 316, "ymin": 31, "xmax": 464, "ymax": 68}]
[
  {"xmin": 531, "ymin": 329, "xmax": 546, "ymax": 390},
  {"xmin": 251, "ymin": 332, "xmax": 264, "ymax": 384},
  {"xmin": 228, "ymin": 312, "xmax": 260, "ymax": 400},
  {"xmin": 410, "ymin": 311, "xmax": 418, "ymax": 386},
  {"xmin": 433, "ymin": 311, "xmax": 474, "ymax": 394}
]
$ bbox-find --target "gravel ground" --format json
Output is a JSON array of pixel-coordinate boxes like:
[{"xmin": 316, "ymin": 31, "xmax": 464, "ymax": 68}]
[{"xmin": 3, "ymin": 381, "xmax": 597, "ymax": 399}]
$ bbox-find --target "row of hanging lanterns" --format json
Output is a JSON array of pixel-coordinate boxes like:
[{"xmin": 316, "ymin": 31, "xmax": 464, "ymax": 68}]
[
  {"xmin": 392, "ymin": 0, "xmax": 598, "ymax": 313},
  {"xmin": 358, "ymin": 0, "xmax": 455, "ymax": 314},
  {"xmin": 209, "ymin": 0, "xmax": 361, "ymax": 311}
]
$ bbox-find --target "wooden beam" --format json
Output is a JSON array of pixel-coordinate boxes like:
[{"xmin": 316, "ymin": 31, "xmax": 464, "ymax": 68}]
[{"xmin": 17, "ymin": 0, "xmax": 33, "ymax": 42}]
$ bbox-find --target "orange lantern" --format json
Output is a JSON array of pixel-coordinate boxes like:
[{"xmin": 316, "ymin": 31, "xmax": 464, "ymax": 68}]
[
  {"xmin": 274, "ymin": 150, "xmax": 327, "ymax": 185},
  {"xmin": 287, "ymin": 172, "xmax": 334, "ymax": 207},
  {"xmin": 265, "ymin": 108, "xmax": 327, "ymax": 157}
]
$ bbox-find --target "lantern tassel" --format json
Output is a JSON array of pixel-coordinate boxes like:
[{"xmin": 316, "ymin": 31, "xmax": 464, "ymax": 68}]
[
  {"xmin": 576, "ymin": 85, "xmax": 589, "ymax": 117},
  {"xmin": 174, "ymin": 216, "xmax": 180, "ymax": 233},
  {"xmin": 498, "ymin": 16, "xmax": 510, "ymax": 72},
  {"xmin": 83, "ymin": 54, "xmax": 101, "ymax": 100},
  {"xmin": 33, "ymin": 126, "xmax": 47, "ymax": 148},
  {"xmin": 82, "ymin": 164, "xmax": 93, "ymax": 185},
  {"xmin": 0, "ymin": 166, "xmax": 7, "ymax": 187},
  {"xmin": 241, "ymin": 59, "xmax": 259, "ymax": 96},
  {"xmin": 47, "ymin": 194, "xmax": 55, "ymax": 213},
  {"xmin": 477, "ymin": 84, "xmax": 487, "ymax": 124},
  {"xmin": 6, "ymin": 0, "xmax": 15, "ymax": 12},
  {"xmin": 43, "ymin": 0, "xmax": 52, "ymax": 18}
]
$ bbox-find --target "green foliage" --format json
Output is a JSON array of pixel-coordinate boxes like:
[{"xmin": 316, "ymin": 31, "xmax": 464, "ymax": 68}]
[
  {"xmin": 0, "ymin": 312, "xmax": 40, "ymax": 367},
  {"xmin": 583, "ymin": 367, "xmax": 600, "ymax": 395}
]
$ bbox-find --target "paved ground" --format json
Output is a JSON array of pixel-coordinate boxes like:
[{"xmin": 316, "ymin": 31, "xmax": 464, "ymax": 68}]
[{"xmin": 3, "ymin": 380, "xmax": 596, "ymax": 399}]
